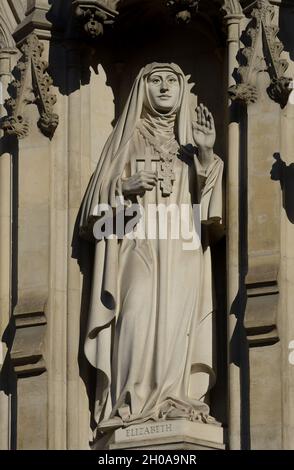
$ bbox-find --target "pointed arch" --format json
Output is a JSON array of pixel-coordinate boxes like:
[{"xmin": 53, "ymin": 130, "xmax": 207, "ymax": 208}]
[
  {"xmin": 221, "ymin": 0, "xmax": 243, "ymax": 16},
  {"xmin": 0, "ymin": 13, "xmax": 15, "ymax": 48}
]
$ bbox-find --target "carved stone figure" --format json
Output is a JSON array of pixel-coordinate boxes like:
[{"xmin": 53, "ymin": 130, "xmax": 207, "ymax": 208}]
[{"xmin": 79, "ymin": 63, "xmax": 223, "ymax": 437}]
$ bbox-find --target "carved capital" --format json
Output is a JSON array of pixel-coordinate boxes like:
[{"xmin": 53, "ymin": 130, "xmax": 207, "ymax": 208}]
[
  {"xmin": 229, "ymin": 0, "xmax": 292, "ymax": 107},
  {"xmin": 1, "ymin": 34, "xmax": 59, "ymax": 139},
  {"xmin": 166, "ymin": 0, "xmax": 200, "ymax": 23},
  {"xmin": 2, "ymin": 116, "xmax": 30, "ymax": 138},
  {"xmin": 228, "ymin": 82, "xmax": 258, "ymax": 104},
  {"xmin": 73, "ymin": 0, "xmax": 118, "ymax": 38}
]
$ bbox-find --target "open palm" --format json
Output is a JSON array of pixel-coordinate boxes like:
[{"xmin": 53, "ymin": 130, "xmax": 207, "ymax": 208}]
[{"xmin": 192, "ymin": 104, "xmax": 216, "ymax": 151}]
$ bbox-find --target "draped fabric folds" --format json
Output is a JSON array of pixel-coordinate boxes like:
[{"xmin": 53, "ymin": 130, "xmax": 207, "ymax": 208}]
[{"xmin": 79, "ymin": 63, "xmax": 223, "ymax": 433}]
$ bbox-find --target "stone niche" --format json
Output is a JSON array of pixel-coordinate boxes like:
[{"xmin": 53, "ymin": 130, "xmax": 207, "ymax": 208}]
[
  {"xmin": 3, "ymin": 0, "xmax": 294, "ymax": 452},
  {"xmin": 0, "ymin": 0, "xmax": 229, "ymax": 451},
  {"xmin": 70, "ymin": 0, "xmax": 229, "ymax": 447}
]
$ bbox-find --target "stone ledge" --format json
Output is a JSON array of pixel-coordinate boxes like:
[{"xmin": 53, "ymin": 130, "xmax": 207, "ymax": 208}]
[{"xmin": 104, "ymin": 420, "xmax": 225, "ymax": 450}]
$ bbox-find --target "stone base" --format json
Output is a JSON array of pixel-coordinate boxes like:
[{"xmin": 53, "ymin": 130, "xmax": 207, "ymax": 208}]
[{"xmin": 96, "ymin": 420, "xmax": 225, "ymax": 450}]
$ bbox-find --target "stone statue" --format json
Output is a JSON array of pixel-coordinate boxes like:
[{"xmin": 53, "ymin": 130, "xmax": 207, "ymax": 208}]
[{"xmin": 79, "ymin": 63, "xmax": 223, "ymax": 437}]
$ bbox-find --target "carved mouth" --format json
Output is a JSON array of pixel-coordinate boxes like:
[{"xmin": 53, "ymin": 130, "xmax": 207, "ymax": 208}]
[{"xmin": 158, "ymin": 95, "xmax": 172, "ymax": 99}]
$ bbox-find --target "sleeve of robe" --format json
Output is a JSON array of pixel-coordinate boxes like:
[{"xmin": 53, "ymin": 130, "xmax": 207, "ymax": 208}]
[
  {"xmin": 195, "ymin": 154, "xmax": 224, "ymax": 225},
  {"xmin": 189, "ymin": 154, "xmax": 224, "ymax": 401}
]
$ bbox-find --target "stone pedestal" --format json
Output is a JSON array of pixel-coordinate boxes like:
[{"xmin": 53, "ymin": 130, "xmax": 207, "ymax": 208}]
[{"xmin": 98, "ymin": 421, "xmax": 225, "ymax": 450}]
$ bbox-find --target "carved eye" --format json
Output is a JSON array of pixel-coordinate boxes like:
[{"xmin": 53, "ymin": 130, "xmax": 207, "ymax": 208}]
[
  {"xmin": 167, "ymin": 77, "xmax": 177, "ymax": 84},
  {"xmin": 151, "ymin": 78, "xmax": 160, "ymax": 85}
]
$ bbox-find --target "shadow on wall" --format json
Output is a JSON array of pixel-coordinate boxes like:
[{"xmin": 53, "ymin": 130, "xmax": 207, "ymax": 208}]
[
  {"xmin": 46, "ymin": 0, "xmax": 117, "ymax": 96},
  {"xmin": 228, "ymin": 102, "xmax": 251, "ymax": 450},
  {"xmin": 271, "ymin": 152, "xmax": 294, "ymax": 224},
  {"xmin": 0, "ymin": 317, "xmax": 17, "ymax": 450},
  {"xmin": 278, "ymin": 0, "xmax": 294, "ymax": 62},
  {"xmin": 46, "ymin": 0, "xmax": 81, "ymax": 95},
  {"xmin": 46, "ymin": 0, "xmax": 227, "ymax": 129}
]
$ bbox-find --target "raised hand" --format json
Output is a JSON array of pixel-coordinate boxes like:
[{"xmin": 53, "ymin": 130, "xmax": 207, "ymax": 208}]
[
  {"xmin": 122, "ymin": 170, "xmax": 158, "ymax": 197},
  {"xmin": 192, "ymin": 104, "xmax": 216, "ymax": 161}
]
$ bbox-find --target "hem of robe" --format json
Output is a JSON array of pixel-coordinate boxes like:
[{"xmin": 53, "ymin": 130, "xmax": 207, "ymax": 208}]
[{"xmin": 97, "ymin": 396, "xmax": 221, "ymax": 433}]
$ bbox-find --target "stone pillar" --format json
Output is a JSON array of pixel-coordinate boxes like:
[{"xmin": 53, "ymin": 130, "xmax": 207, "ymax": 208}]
[
  {"xmin": 224, "ymin": 11, "xmax": 244, "ymax": 450},
  {"xmin": 46, "ymin": 40, "xmax": 91, "ymax": 450},
  {"xmin": 279, "ymin": 96, "xmax": 294, "ymax": 450},
  {"xmin": 6, "ymin": 0, "xmax": 51, "ymax": 449},
  {"xmin": 0, "ymin": 46, "xmax": 17, "ymax": 451},
  {"xmin": 66, "ymin": 47, "xmax": 88, "ymax": 450}
]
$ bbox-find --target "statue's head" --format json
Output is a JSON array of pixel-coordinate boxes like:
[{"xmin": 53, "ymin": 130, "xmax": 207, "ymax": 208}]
[
  {"xmin": 142, "ymin": 63, "xmax": 184, "ymax": 116},
  {"xmin": 146, "ymin": 69, "xmax": 180, "ymax": 114}
]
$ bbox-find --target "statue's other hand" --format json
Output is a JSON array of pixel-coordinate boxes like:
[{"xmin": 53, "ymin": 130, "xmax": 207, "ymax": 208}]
[
  {"xmin": 192, "ymin": 104, "xmax": 216, "ymax": 157},
  {"xmin": 122, "ymin": 170, "xmax": 158, "ymax": 197}
]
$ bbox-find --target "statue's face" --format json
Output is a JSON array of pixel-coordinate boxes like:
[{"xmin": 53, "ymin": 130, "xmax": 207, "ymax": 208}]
[{"xmin": 147, "ymin": 70, "xmax": 180, "ymax": 113}]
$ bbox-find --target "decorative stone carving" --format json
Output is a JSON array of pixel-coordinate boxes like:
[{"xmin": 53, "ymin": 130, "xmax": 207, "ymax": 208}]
[
  {"xmin": 10, "ymin": 311, "xmax": 47, "ymax": 377},
  {"xmin": 228, "ymin": 0, "xmax": 292, "ymax": 107},
  {"xmin": 229, "ymin": 82, "xmax": 258, "ymax": 104},
  {"xmin": 73, "ymin": 0, "xmax": 118, "ymax": 38},
  {"xmin": 245, "ymin": 282, "xmax": 279, "ymax": 347},
  {"xmin": 2, "ymin": 33, "xmax": 59, "ymax": 139},
  {"xmin": 166, "ymin": 0, "xmax": 200, "ymax": 23},
  {"xmin": 221, "ymin": 0, "xmax": 243, "ymax": 16},
  {"xmin": 267, "ymin": 76, "xmax": 292, "ymax": 108}
]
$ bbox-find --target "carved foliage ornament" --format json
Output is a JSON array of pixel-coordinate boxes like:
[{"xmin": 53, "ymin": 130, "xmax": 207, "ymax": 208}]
[
  {"xmin": 166, "ymin": 0, "xmax": 200, "ymax": 23},
  {"xmin": 2, "ymin": 34, "xmax": 59, "ymax": 139},
  {"xmin": 229, "ymin": 0, "xmax": 292, "ymax": 107},
  {"xmin": 166, "ymin": 0, "xmax": 243, "ymax": 22},
  {"xmin": 73, "ymin": 0, "xmax": 119, "ymax": 38},
  {"xmin": 72, "ymin": 0, "xmax": 241, "ymax": 34}
]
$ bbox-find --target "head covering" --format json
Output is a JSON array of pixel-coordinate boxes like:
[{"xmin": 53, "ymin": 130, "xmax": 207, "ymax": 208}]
[
  {"xmin": 141, "ymin": 65, "xmax": 183, "ymax": 139},
  {"xmin": 143, "ymin": 64, "xmax": 183, "ymax": 114},
  {"xmin": 79, "ymin": 62, "xmax": 197, "ymax": 230}
]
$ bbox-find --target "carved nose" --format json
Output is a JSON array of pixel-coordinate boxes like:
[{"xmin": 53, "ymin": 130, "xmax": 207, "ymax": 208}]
[{"xmin": 160, "ymin": 82, "xmax": 169, "ymax": 92}]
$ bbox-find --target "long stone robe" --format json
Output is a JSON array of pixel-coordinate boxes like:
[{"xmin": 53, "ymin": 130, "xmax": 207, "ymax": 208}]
[
  {"xmin": 79, "ymin": 63, "xmax": 223, "ymax": 434},
  {"xmin": 94, "ymin": 124, "xmax": 223, "ymax": 429}
]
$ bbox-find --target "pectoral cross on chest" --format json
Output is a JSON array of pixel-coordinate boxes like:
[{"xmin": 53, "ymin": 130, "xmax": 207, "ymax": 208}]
[{"xmin": 136, "ymin": 143, "xmax": 178, "ymax": 197}]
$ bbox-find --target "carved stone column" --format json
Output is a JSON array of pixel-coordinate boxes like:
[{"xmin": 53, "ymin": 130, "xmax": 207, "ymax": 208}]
[
  {"xmin": 227, "ymin": 0, "xmax": 293, "ymax": 449},
  {"xmin": 222, "ymin": 0, "xmax": 244, "ymax": 450},
  {"xmin": 65, "ymin": 46, "xmax": 90, "ymax": 450},
  {"xmin": 1, "ymin": 0, "xmax": 53, "ymax": 449},
  {"xmin": 67, "ymin": 47, "xmax": 83, "ymax": 449},
  {"xmin": 0, "ymin": 46, "xmax": 18, "ymax": 451},
  {"xmin": 279, "ymin": 85, "xmax": 294, "ymax": 450}
]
